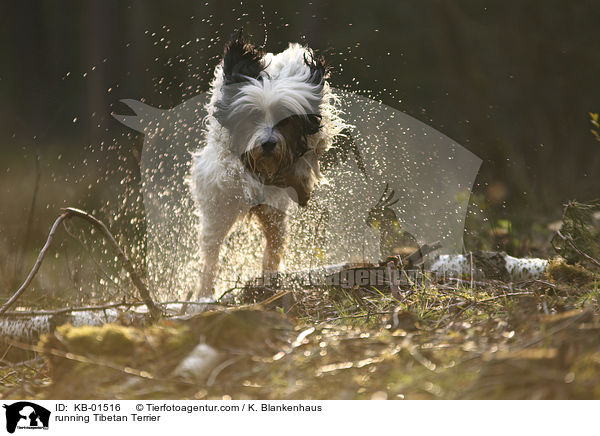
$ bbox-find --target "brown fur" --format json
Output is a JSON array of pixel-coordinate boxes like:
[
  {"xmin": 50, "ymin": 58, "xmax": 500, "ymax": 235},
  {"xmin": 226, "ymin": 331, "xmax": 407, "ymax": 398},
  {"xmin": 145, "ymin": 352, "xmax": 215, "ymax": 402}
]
[{"xmin": 243, "ymin": 114, "xmax": 319, "ymax": 207}]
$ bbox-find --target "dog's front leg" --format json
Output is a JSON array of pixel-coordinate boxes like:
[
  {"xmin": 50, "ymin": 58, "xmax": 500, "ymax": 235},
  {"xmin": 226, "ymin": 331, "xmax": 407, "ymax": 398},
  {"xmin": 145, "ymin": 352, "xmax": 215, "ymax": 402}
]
[
  {"xmin": 197, "ymin": 211, "xmax": 238, "ymax": 298},
  {"xmin": 253, "ymin": 204, "xmax": 287, "ymax": 272}
]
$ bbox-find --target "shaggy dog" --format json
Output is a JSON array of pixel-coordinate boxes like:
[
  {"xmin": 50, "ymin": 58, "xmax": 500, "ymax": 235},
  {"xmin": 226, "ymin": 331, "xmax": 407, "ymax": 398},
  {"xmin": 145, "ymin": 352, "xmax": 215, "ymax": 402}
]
[{"xmin": 189, "ymin": 30, "xmax": 346, "ymax": 297}]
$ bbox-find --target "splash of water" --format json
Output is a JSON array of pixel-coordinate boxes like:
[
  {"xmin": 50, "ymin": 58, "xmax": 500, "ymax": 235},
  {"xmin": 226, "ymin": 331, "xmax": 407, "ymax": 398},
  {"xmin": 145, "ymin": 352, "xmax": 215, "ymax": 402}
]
[{"xmin": 114, "ymin": 88, "xmax": 480, "ymax": 299}]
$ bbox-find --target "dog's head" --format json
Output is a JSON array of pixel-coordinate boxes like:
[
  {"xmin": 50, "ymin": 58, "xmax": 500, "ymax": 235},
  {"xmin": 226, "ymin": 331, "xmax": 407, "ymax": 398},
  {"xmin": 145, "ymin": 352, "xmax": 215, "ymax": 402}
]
[{"xmin": 213, "ymin": 30, "xmax": 327, "ymax": 203}]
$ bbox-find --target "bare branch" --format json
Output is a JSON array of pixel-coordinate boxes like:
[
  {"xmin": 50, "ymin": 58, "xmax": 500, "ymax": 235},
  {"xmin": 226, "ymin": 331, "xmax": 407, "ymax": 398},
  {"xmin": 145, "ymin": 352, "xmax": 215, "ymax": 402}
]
[
  {"xmin": 556, "ymin": 229, "xmax": 600, "ymax": 269},
  {"xmin": 0, "ymin": 207, "xmax": 161, "ymax": 320},
  {"xmin": 0, "ymin": 211, "xmax": 69, "ymax": 316},
  {"xmin": 1, "ymin": 300, "xmax": 213, "ymax": 318}
]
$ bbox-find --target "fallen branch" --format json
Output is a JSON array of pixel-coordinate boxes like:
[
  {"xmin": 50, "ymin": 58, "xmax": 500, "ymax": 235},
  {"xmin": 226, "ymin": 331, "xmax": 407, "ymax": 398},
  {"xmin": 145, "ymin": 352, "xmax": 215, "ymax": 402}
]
[
  {"xmin": 0, "ymin": 300, "xmax": 220, "ymax": 342},
  {"xmin": 1, "ymin": 301, "xmax": 143, "ymax": 318},
  {"xmin": 0, "ymin": 207, "xmax": 161, "ymax": 320},
  {"xmin": 430, "ymin": 251, "xmax": 548, "ymax": 282},
  {"xmin": 1, "ymin": 300, "xmax": 214, "ymax": 318}
]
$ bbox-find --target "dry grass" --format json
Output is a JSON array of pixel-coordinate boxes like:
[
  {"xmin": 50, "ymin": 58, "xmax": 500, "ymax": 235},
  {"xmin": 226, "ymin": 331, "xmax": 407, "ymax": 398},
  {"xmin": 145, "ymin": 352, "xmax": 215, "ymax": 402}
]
[{"xmin": 2, "ymin": 262, "xmax": 600, "ymax": 400}]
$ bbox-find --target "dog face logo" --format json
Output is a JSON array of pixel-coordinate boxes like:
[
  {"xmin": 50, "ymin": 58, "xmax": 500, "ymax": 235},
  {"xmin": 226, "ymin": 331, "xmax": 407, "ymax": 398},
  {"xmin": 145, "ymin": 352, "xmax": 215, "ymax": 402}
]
[{"xmin": 3, "ymin": 402, "xmax": 50, "ymax": 433}]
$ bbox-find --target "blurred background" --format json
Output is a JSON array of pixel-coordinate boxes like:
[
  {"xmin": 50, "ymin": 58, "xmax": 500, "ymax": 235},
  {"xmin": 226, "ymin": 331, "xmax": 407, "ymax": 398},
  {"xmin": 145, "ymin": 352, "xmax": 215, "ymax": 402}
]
[{"xmin": 1, "ymin": 0, "xmax": 599, "ymax": 304}]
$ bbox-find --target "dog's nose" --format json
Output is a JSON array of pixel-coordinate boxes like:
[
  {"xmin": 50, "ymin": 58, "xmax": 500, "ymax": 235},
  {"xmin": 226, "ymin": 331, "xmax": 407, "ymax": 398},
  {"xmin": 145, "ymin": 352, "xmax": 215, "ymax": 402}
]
[{"xmin": 261, "ymin": 140, "xmax": 277, "ymax": 154}]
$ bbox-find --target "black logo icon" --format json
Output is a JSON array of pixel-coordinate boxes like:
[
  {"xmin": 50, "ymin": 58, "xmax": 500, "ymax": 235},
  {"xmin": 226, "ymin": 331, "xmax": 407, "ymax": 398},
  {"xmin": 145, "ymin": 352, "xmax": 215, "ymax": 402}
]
[{"xmin": 3, "ymin": 402, "xmax": 50, "ymax": 434}]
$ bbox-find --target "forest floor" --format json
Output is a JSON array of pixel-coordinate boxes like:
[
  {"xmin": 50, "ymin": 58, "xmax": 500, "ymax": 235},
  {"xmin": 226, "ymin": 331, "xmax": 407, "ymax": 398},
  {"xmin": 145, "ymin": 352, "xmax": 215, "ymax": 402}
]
[
  {"xmin": 1, "ymin": 201, "xmax": 599, "ymax": 400},
  {"xmin": 1, "ymin": 258, "xmax": 600, "ymax": 400}
]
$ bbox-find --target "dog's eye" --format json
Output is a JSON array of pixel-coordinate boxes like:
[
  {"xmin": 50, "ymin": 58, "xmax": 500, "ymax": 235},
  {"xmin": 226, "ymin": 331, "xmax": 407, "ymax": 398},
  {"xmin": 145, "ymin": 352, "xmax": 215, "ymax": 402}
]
[
  {"xmin": 295, "ymin": 137, "xmax": 309, "ymax": 158},
  {"xmin": 275, "ymin": 116, "xmax": 293, "ymax": 128}
]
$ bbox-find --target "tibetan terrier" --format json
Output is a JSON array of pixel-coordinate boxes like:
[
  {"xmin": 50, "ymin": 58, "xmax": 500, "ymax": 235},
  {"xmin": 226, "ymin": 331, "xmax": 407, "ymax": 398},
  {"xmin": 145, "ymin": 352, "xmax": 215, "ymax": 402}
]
[{"xmin": 189, "ymin": 30, "xmax": 346, "ymax": 297}]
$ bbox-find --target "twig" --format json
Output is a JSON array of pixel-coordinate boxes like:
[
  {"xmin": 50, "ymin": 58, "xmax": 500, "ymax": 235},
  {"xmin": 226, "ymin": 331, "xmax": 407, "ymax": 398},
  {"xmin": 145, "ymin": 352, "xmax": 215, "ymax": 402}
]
[
  {"xmin": 430, "ymin": 291, "xmax": 535, "ymax": 313},
  {"xmin": 62, "ymin": 208, "xmax": 160, "ymax": 318},
  {"xmin": 321, "ymin": 311, "xmax": 393, "ymax": 324},
  {"xmin": 0, "ymin": 211, "xmax": 68, "ymax": 316},
  {"xmin": 446, "ymin": 278, "xmax": 522, "ymax": 292},
  {"xmin": 469, "ymin": 251, "xmax": 474, "ymax": 290},
  {"xmin": 0, "ymin": 357, "xmax": 44, "ymax": 368},
  {"xmin": 0, "ymin": 371, "xmax": 17, "ymax": 383},
  {"xmin": 533, "ymin": 279, "xmax": 559, "ymax": 289},
  {"xmin": 476, "ymin": 291, "xmax": 534, "ymax": 304},
  {"xmin": 556, "ymin": 229, "xmax": 600, "ymax": 269},
  {"xmin": 249, "ymin": 289, "xmax": 291, "ymax": 308},
  {"xmin": 0, "ymin": 207, "xmax": 161, "ymax": 320},
  {"xmin": 1, "ymin": 301, "xmax": 142, "ymax": 317},
  {"xmin": 62, "ymin": 220, "xmax": 131, "ymax": 298},
  {"xmin": 0, "ymin": 300, "xmax": 215, "ymax": 318}
]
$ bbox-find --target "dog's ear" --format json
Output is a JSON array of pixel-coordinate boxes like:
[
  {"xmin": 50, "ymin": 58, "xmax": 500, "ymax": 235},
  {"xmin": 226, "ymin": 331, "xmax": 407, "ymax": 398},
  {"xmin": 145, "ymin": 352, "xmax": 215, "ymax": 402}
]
[
  {"xmin": 303, "ymin": 114, "xmax": 322, "ymax": 135},
  {"xmin": 222, "ymin": 29, "xmax": 264, "ymax": 84},
  {"xmin": 304, "ymin": 49, "xmax": 328, "ymax": 89}
]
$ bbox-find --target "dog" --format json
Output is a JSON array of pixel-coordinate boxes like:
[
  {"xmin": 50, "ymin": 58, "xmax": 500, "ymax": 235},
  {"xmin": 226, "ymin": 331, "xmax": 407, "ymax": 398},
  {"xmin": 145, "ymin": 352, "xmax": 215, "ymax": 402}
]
[{"xmin": 189, "ymin": 30, "xmax": 346, "ymax": 298}]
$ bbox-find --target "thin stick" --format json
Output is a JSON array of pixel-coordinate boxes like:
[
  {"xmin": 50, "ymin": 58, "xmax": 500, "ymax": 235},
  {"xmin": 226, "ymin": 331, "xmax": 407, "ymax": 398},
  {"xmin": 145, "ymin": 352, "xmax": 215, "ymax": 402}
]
[
  {"xmin": 321, "ymin": 311, "xmax": 393, "ymax": 324},
  {"xmin": 0, "ymin": 211, "xmax": 68, "ymax": 316},
  {"xmin": 469, "ymin": 251, "xmax": 474, "ymax": 290},
  {"xmin": 248, "ymin": 289, "xmax": 291, "ymax": 308},
  {"xmin": 61, "ymin": 208, "xmax": 160, "ymax": 319},
  {"xmin": 556, "ymin": 229, "xmax": 600, "ymax": 269},
  {"xmin": 437, "ymin": 291, "xmax": 534, "ymax": 311},
  {"xmin": 1, "ymin": 301, "xmax": 146, "ymax": 318},
  {"xmin": 446, "ymin": 278, "xmax": 521, "ymax": 292},
  {"xmin": 1, "ymin": 300, "xmax": 217, "ymax": 318},
  {"xmin": 0, "ymin": 207, "xmax": 161, "ymax": 320}
]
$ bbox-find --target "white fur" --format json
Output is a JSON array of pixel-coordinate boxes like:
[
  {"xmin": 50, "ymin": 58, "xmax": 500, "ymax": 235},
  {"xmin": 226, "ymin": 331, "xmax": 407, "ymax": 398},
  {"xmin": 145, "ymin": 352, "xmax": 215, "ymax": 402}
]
[{"xmin": 189, "ymin": 43, "xmax": 347, "ymax": 298}]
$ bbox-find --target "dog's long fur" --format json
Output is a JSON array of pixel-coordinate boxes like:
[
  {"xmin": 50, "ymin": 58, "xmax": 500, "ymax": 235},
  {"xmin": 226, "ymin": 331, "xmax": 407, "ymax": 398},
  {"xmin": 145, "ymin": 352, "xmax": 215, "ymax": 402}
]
[{"xmin": 190, "ymin": 31, "xmax": 346, "ymax": 297}]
